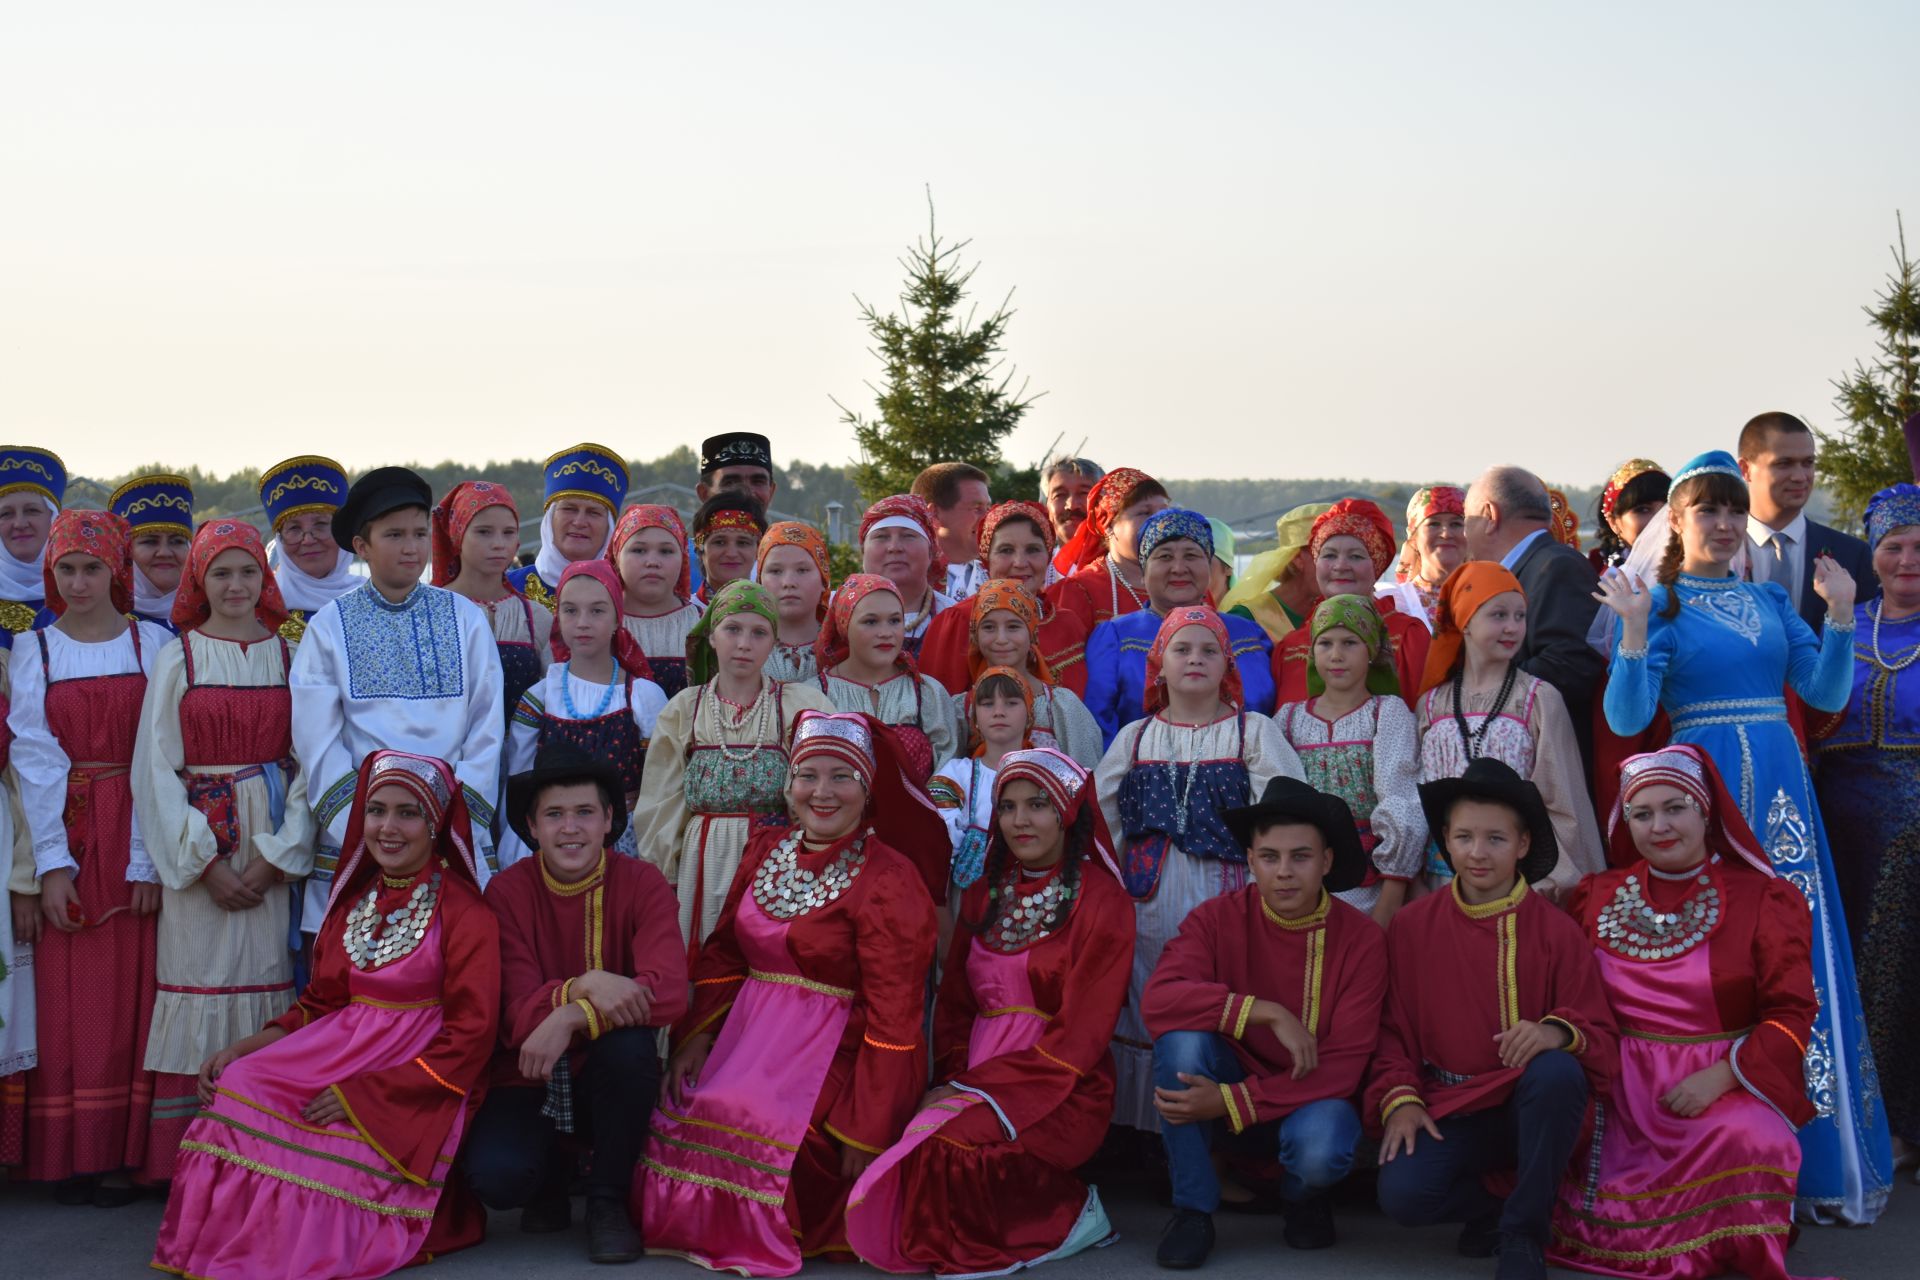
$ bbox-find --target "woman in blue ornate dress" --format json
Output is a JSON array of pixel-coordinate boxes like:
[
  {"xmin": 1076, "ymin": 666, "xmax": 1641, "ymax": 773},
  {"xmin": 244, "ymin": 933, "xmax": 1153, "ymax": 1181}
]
[{"xmin": 1596, "ymin": 449, "xmax": 1893, "ymax": 1223}]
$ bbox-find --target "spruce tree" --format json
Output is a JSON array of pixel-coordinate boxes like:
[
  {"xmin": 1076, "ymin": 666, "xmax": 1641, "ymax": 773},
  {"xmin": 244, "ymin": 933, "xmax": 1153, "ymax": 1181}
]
[
  {"xmin": 836, "ymin": 196, "xmax": 1042, "ymax": 504},
  {"xmin": 1816, "ymin": 213, "xmax": 1920, "ymax": 526}
]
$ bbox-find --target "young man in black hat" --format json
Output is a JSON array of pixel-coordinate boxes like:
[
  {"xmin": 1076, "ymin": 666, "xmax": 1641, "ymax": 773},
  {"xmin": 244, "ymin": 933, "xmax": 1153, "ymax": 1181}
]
[
  {"xmin": 466, "ymin": 743, "xmax": 687, "ymax": 1264},
  {"xmin": 1370, "ymin": 758, "xmax": 1617, "ymax": 1280},
  {"xmin": 289, "ymin": 466, "xmax": 506, "ymax": 930},
  {"xmin": 696, "ymin": 432, "xmax": 776, "ymax": 511},
  {"xmin": 1142, "ymin": 776, "xmax": 1389, "ymax": 1267}
]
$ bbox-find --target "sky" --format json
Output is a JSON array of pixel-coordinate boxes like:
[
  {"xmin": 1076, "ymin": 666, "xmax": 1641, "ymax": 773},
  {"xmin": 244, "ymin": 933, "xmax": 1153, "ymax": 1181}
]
[{"xmin": 4, "ymin": 1, "xmax": 1917, "ymax": 490}]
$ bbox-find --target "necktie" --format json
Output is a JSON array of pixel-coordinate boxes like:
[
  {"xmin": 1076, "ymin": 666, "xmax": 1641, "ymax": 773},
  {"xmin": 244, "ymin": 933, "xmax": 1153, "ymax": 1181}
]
[{"xmin": 1770, "ymin": 532, "xmax": 1798, "ymax": 609}]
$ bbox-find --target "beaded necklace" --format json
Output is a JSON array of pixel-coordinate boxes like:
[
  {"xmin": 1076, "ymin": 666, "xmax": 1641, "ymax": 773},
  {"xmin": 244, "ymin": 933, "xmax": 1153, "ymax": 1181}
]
[
  {"xmin": 982, "ymin": 863, "xmax": 1075, "ymax": 952},
  {"xmin": 1594, "ymin": 865, "xmax": 1722, "ymax": 961},
  {"xmin": 559, "ymin": 661, "xmax": 620, "ymax": 720},
  {"xmin": 751, "ymin": 827, "xmax": 869, "ymax": 919},
  {"xmin": 1451, "ymin": 663, "xmax": 1519, "ymax": 760},
  {"xmin": 1107, "ymin": 554, "xmax": 1148, "ymax": 615},
  {"xmin": 345, "ymin": 865, "xmax": 444, "ymax": 970},
  {"xmin": 704, "ymin": 680, "xmax": 775, "ymax": 763},
  {"xmin": 1870, "ymin": 600, "xmax": 1920, "ymax": 673}
]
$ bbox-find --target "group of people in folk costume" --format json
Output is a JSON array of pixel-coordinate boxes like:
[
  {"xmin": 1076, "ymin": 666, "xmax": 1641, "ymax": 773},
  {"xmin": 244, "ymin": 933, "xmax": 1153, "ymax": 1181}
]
[{"xmin": 0, "ymin": 410, "xmax": 1912, "ymax": 1280}]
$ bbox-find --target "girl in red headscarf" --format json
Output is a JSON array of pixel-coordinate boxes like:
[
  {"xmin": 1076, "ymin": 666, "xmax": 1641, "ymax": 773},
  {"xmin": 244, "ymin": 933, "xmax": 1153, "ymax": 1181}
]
[
  {"xmin": 4, "ymin": 511, "xmax": 170, "ymax": 1200},
  {"xmin": 1062, "ymin": 469, "xmax": 1171, "ymax": 624},
  {"xmin": 433, "ymin": 480, "xmax": 552, "ymax": 729},
  {"xmin": 1093, "ymin": 606, "xmax": 1304, "ymax": 1132},
  {"xmin": 130, "ymin": 520, "xmax": 319, "ymax": 1179},
  {"xmin": 942, "ymin": 579, "xmax": 1103, "ymax": 768},
  {"xmin": 920, "ymin": 500, "xmax": 1100, "ymax": 697},
  {"xmin": 814, "ymin": 574, "xmax": 959, "ymax": 783},
  {"xmin": 608, "ymin": 504, "xmax": 703, "ymax": 700},
  {"xmin": 847, "ymin": 748, "xmax": 1134, "ymax": 1276},
  {"xmin": 640, "ymin": 712, "xmax": 942, "ymax": 1275},
  {"xmin": 152, "ymin": 750, "xmax": 499, "ymax": 1278},
  {"xmin": 1271, "ymin": 499, "xmax": 1430, "ymax": 707},
  {"xmin": 758, "ymin": 520, "xmax": 833, "ymax": 683}
]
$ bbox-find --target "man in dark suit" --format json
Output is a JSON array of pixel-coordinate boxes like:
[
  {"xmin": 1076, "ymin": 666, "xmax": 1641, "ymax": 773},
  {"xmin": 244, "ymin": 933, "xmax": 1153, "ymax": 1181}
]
[
  {"xmin": 1463, "ymin": 466, "xmax": 1603, "ymax": 775},
  {"xmin": 1737, "ymin": 412, "xmax": 1878, "ymax": 633}
]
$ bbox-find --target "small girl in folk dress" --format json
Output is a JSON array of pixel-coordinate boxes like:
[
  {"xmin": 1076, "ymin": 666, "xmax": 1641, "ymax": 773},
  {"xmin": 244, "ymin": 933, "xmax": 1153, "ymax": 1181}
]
[
  {"xmin": 609, "ymin": 504, "xmax": 704, "ymax": 701},
  {"xmin": 816, "ymin": 574, "xmax": 959, "ymax": 785},
  {"xmin": 432, "ymin": 480, "xmax": 553, "ymax": 732},
  {"xmin": 636, "ymin": 580, "xmax": 833, "ymax": 954},
  {"xmin": 1095, "ymin": 606, "xmax": 1303, "ymax": 1131},
  {"xmin": 931, "ymin": 667, "xmax": 1036, "ymax": 894},
  {"xmin": 946, "ymin": 579, "xmax": 1103, "ymax": 769},
  {"xmin": 499, "ymin": 561, "xmax": 667, "ymax": 867},
  {"xmin": 131, "ymin": 521, "xmax": 318, "ymax": 1179},
  {"xmin": 1273, "ymin": 594, "xmax": 1427, "ymax": 928},
  {"xmin": 6, "ymin": 511, "xmax": 171, "ymax": 1202},
  {"xmin": 758, "ymin": 521, "xmax": 833, "ymax": 684}
]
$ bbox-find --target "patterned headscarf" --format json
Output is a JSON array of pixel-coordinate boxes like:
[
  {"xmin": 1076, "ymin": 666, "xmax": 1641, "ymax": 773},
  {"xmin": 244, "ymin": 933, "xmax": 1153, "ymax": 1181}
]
[
  {"xmin": 756, "ymin": 521, "xmax": 832, "ymax": 619},
  {"xmin": 1609, "ymin": 745, "xmax": 1773, "ymax": 879},
  {"xmin": 967, "ymin": 579, "xmax": 1054, "ymax": 685},
  {"xmin": 549, "ymin": 558, "xmax": 653, "ymax": 680},
  {"xmin": 430, "ymin": 479, "xmax": 518, "ymax": 592},
  {"xmin": 1309, "ymin": 499, "xmax": 1396, "ymax": 579},
  {"xmin": 43, "ymin": 509, "xmax": 133, "ymax": 617},
  {"xmin": 687, "ymin": 579, "xmax": 780, "ymax": 685},
  {"xmin": 990, "ymin": 746, "xmax": 1122, "ymax": 882},
  {"xmin": 1417, "ymin": 562, "xmax": 1525, "ymax": 694},
  {"xmin": 694, "ymin": 505, "xmax": 766, "ymax": 553},
  {"xmin": 1866, "ymin": 483, "xmax": 1920, "ymax": 550},
  {"xmin": 1306, "ymin": 593, "xmax": 1399, "ymax": 697},
  {"xmin": 1397, "ymin": 485, "xmax": 1466, "ymax": 581},
  {"xmin": 858, "ymin": 493, "xmax": 948, "ymax": 597},
  {"xmin": 326, "ymin": 750, "xmax": 480, "ymax": 925},
  {"xmin": 172, "ymin": 519, "xmax": 290, "ymax": 633},
  {"xmin": 966, "ymin": 663, "xmax": 1036, "ymax": 755},
  {"xmin": 1058, "ymin": 466, "xmax": 1155, "ymax": 572},
  {"xmin": 814, "ymin": 573, "xmax": 911, "ymax": 675},
  {"xmin": 1145, "ymin": 605, "xmax": 1243, "ymax": 715},
  {"xmin": 1548, "ymin": 488, "xmax": 1580, "ymax": 549},
  {"xmin": 1136, "ymin": 507, "xmax": 1214, "ymax": 565},
  {"xmin": 1600, "ymin": 459, "xmax": 1665, "ymax": 522},
  {"xmin": 977, "ymin": 500, "xmax": 1055, "ymax": 560},
  {"xmin": 607, "ymin": 504, "xmax": 691, "ymax": 603}
]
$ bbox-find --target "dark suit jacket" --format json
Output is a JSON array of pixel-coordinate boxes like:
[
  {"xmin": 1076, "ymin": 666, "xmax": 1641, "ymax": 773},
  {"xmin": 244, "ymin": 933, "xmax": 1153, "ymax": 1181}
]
[
  {"xmin": 1510, "ymin": 533, "xmax": 1603, "ymax": 776},
  {"xmin": 1794, "ymin": 519, "xmax": 1878, "ymax": 634}
]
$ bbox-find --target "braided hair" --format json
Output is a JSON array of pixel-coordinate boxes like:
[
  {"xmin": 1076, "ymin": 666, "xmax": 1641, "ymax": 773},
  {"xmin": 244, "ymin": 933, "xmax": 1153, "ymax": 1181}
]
[
  {"xmin": 1655, "ymin": 470, "xmax": 1749, "ymax": 619},
  {"xmin": 965, "ymin": 802, "xmax": 1093, "ymax": 938}
]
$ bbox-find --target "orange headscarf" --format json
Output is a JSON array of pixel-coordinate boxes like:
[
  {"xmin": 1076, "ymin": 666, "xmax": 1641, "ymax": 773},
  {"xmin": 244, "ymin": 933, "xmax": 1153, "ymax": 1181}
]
[
  {"xmin": 965, "ymin": 664, "xmax": 1036, "ymax": 757},
  {"xmin": 756, "ymin": 521, "xmax": 832, "ymax": 621},
  {"xmin": 966, "ymin": 578, "xmax": 1055, "ymax": 686},
  {"xmin": 1417, "ymin": 562, "xmax": 1526, "ymax": 695}
]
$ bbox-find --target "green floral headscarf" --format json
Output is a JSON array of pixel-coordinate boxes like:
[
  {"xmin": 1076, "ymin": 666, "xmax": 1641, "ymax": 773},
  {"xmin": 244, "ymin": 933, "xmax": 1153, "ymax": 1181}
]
[
  {"xmin": 1306, "ymin": 593, "xmax": 1400, "ymax": 697},
  {"xmin": 687, "ymin": 579, "xmax": 780, "ymax": 685}
]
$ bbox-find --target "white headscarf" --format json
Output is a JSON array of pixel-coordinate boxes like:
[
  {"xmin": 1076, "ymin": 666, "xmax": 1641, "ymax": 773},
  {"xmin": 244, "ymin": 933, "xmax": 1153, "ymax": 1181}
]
[
  {"xmin": 534, "ymin": 503, "xmax": 613, "ymax": 586},
  {"xmin": 132, "ymin": 563, "xmax": 177, "ymax": 621},
  {"xmin": 269, "ymin": 540, "xmax": 361, "ymax": 614},
  {"xmin": 0, "ymin": 496, "xmax": 56, "ymax": 602}
]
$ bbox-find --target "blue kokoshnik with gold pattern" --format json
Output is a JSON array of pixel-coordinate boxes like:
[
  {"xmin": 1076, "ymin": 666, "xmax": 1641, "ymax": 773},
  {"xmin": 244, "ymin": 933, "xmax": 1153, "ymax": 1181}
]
[
  {"xmin": 541, "ymin": 443, "xmax": 628, "ymax": 512},
  {"xmin": 110, "ymin": 473, "xmax": 195, "ymax": 538},
  {"xmin": 259, "ymin": 455, "xmax": 349, "ymax": 529}
]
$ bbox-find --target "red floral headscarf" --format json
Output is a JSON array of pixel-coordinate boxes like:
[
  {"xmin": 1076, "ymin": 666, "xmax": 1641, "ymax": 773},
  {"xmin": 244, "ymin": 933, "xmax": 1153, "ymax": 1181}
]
[
  {"xmin": 859, "ymin": 494, "xmax": 947, "ymax": 597},
  {"xmin": 1145, "ymin": 605, "xmax": 1243, "ymax": 715},
  {"xmin": 976, "ymin": 500, "xmax": 1055, "ymax": 561},
  {"xmin": 43, "ymin": 509, "xmax": 133, "ymax": 617},
  {"xmin": 430, "ymin": 480, "xmax": 518, "ymax": 592},
  {"xmin": 1058, "ymin": 467, "xmax": 1154, "ymax": 572},
  {"xmin": 172, "ymin": 519, "xmax": 290, "ymax": 632},
  {"xmin": 548, "ymin": 559, "xmax": 654, "ymax": 680},
  {"xmin": 967, "ymin": 578, "xmax": 1054, "ymax": 685},
  {"xmin": 694, "ymin": 505, "xmax": 766, "ymax": 552},
  {"xmin": 607, "ymin": 504, "xmax": 691, "ymax": 602},
  {"xmin": 814, "ymin": 573, "xmax": 913, "ymax": 675},
  {"xmin": 1308, "ymin": 499, "xmax": 1396, "ymax": 580},
  {"xmin": 756, "ymin": 521, "xmax": 832, "ymax": 620}
]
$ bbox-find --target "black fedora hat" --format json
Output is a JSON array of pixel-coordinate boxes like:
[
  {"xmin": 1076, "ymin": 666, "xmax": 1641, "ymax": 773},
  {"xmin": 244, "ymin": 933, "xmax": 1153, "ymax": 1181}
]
[
  {"xmin": 1221, "ymin": 776, "xmax": 1368, "ymax": 894},
  {"xmin": 505, "ymin": 742, "xmax": 629, "ymax": 852},
  {"xmin": 332, "ymin": 466, "xmax": 433, "ymax": 548},
  {"xmin": 1417, "ymin": 757, "xmax": 1559, "ymax": 885}
]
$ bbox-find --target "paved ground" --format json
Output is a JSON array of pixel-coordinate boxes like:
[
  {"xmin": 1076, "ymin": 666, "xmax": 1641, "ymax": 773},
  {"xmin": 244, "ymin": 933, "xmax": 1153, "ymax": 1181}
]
[{"xmin": 3, "ymin": 1170, "xmax": 1912, "ymax": 1278}]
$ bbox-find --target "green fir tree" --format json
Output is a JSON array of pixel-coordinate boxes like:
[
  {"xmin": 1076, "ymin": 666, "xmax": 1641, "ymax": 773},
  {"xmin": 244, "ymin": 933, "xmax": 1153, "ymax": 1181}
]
[{"xmin": 1816, "ymin": 213, "xmax": 1920, "ymax": 527}]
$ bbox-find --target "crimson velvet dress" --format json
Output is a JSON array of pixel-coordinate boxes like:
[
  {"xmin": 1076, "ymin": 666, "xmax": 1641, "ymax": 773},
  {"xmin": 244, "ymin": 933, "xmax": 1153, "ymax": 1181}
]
[
  {"xmin": 1367, "ymin": 880, "xmax": 1617, "ymax": 1131},
  {"xmin": 846, "ymin": 863, "xmax": 1134, "ymax": 1275},
  {"xmin": 1270, "ymin": 598, "xmax": 1429, "ymax": 711},
  {"xmin": 918, "ymin": 577, "xmax": 1100, "ymax": 699},
  {"xmin": 1550, "ymin": 861, "xmax": 1817, "ymax": 1279},
  {"xmin": 639, "ymin": 825, "xmax": 937, "ymax": 1277},
  {"xmin": 1142, "ymin": 887, "xmax": 1387, "ymax": 1136}
]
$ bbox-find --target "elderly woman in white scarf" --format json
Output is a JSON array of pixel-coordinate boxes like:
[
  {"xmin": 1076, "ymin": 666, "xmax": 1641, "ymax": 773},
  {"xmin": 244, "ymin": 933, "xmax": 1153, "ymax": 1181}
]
[
  {"xmin": 0, "ymin": 445, "xmax": 65, "ymax": 645},
  {"xmin": 258, "ymin": 455, "xmax": 361, "ymax": 642},
  {"xmin": 504, "ymin": 444, "xmax": 631, "ymax": 610}
]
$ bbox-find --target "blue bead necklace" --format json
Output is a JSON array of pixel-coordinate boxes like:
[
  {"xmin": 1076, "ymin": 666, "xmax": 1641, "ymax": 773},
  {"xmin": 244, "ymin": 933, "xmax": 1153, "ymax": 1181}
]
[{"xmin": 559, "ymin": 661, "xmax": 620, "ymax": 720}]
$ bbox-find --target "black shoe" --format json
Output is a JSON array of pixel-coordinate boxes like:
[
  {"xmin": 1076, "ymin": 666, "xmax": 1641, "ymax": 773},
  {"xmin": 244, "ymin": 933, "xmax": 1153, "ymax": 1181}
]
[
  {"xmin": 52, "ymin": 1177, "xmax": 94, "ymax": 1206},
  {"xmin": 520, "ymin": 1191, "xmax": 573, "ymax": 1234},
  {"xmin": 1457, "ymin": 1212, "xmax": 1501, "ymax": 1258},
  {"xmin": 1156, "ymin": 1208, "xmax": 1215, "ymax": 1269},
  {"xmin": 1281, "ymin": 1194, "xmax": 1335, "ymax": 1250},
  {"xmin": 587, "ymin": 1197, "xmax": 642, "ymax": 1265},
  {"xmin": 91, "ymin": 1180, "xmax": 139, "ymax": 1208},
  {"xmin": 1494, "ymin": 1233, "xmax": 1547, "ymax": 1280}
]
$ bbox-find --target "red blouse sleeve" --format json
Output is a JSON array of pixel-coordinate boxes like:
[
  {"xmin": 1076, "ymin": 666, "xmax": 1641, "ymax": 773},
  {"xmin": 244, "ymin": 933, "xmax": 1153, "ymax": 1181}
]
[
  {"xmin": 627, "ymin": 860, "xmax": 691, "ymax": 1029},
  {"xmin": 332, "ymin": 887, "xmax": 502, "ymax": 1183},
  {"xmin": 1538, "ymin": 905, "xmax": 1619, "ymax": 1100},
  {"xmin": 948, "ymin": 875, "xmax": 1135, "ymax": 1137},
  {"xmin": 1235, "ymin": 918, "xmax": 1387, "ymax": 1132},
  {"xmin": 1140, "ymin": 898, "xmax": 1243, "ymax": 1038},
  {"xmin": 681, "ymin": 832, "xmax": 772, "ymax": 1044},
  {"xmin": 823, "ymin": 851, "xmax": 938, "ymax": 1156},
  {"xmin": 916, "ymin": 607, "xmax": 974, "ymax": 697},
  {"xmin": 270, "ymin": 911, "xmax": 353, "ymax": 1033},
  {"xmin": 1365, "ymin": 919, "xmax": 1428, "ymax": 1133},
  {"xmin": 1729, "ymin": 877, "xmax": 1817, "ymax": 1128}
]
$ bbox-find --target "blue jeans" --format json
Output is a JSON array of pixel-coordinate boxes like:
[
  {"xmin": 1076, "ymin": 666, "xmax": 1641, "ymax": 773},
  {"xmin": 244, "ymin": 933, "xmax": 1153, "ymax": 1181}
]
[{"xmin": 1152, "ymin": 1029, "xmax": 1361, "ymax": 1212}]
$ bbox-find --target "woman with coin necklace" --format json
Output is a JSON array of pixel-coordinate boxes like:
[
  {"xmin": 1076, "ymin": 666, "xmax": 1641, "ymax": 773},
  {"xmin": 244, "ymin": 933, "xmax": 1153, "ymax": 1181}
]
[
  {"xmin": 640, "ymin": 711, "xmax": 943, "ymax": 1276},
  {"xmin": 153, "ymin": 750, "xmax": 500, "ymax": 1279},
  {"xmin": 847, "ymin": 748, "xmax": 1133, "ymax": 1277}
]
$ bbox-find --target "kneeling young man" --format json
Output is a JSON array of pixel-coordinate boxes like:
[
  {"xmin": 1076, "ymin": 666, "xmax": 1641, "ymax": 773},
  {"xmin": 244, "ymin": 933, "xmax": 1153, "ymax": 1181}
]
[
  {"xmin": 1372, "ymin": 758, "xmax": 1617, "ymax": 1280},
  {"xmin": 1144, "ymin": 777, "xmax": 1388, "ymax": 1268},
  {"xmin": 467, "ymin": 744, "xmax": 689, "ymax": 1265}
]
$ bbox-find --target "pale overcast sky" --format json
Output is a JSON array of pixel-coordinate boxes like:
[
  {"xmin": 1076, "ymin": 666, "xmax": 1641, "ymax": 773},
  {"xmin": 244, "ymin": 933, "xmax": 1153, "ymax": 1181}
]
[{"xmin": 3, "ymin": 1, "xmax": 1916, "ymax": 487}]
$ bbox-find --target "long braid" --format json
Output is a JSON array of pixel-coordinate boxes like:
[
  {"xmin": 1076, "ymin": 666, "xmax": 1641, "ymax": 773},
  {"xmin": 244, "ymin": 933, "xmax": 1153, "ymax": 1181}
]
[{"xmin": 1656, "ymin": 527, "xmax": 1685, "ymax": 619}]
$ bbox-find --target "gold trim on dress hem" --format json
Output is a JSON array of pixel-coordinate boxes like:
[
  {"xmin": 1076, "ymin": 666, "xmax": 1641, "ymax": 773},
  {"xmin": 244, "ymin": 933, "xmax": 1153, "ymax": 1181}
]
[
  {"xmin": 747, "ymin": 969, "xmax": 855, "ymax": 1000},
  {"xmin": 175, "ymin": 1141, "xmax": 435, "ymax": 1218},
  {"xmin": 1566, "ymin": 1191, "xmax": 1796, "ymax": 1230},
  {"xmin": 639, "ymin": 1157, "xmax": 785, "ymax": 1206},
  {"xmin": 1550, "ymin": 1221, "xmax": 1789, "ymax": 1262},
  {"xmin": 1595, "ymin": 1163, "xmax": 1797, "ymax": 1202},
  {"xmin": 655, "ymin": 1105, "xmax": 801, "ymax": 1153},
  {"xmin": 195, "ymin": 1111, "xmax": 446, "ymax": 1188},
  {"xmin": 647, "ymin": 1130, "xmax": 793, "ymax": 1179}
]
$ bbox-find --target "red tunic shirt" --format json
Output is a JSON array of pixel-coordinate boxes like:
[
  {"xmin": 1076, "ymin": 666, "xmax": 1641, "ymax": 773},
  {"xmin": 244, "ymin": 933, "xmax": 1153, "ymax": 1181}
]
[
  {"xmin": 1068, "ymin": 559, "xmax": 1151, "ymax": 627},
  {"xmin": 917, "ymin": 576, "xmax": 1100, "ymax": 699},
  {"xmin": 1144, "ymin": 886, "xmax": 1387, "ymax": 1134}
]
